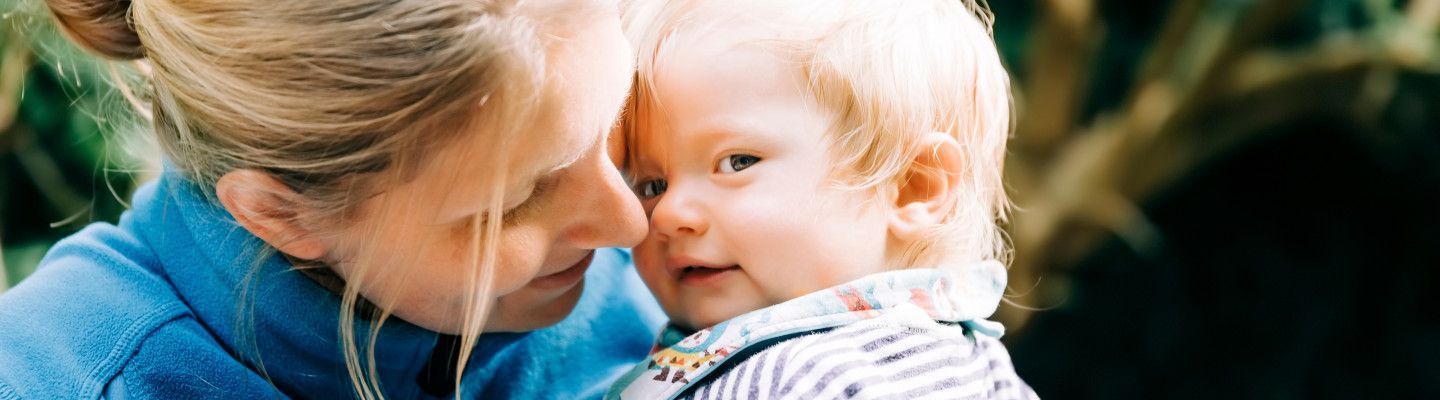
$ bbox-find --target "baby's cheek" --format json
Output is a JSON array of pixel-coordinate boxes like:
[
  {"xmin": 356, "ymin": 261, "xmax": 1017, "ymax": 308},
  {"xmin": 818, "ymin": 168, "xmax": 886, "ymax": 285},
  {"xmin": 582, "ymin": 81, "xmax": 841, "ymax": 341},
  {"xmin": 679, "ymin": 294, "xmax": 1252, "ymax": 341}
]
[
  {"xmin": 631, "ymin": 238, "xmax": 670, "ymax": 287},
  {"xmin": 726, "ymin": 200, "xmax": 808, "ymax": 254}
]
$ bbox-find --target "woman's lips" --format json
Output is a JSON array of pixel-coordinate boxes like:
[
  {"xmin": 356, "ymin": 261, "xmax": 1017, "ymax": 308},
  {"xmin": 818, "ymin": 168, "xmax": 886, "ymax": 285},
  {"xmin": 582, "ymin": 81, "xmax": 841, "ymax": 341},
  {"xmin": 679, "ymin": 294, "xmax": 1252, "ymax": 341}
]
[{"xmin": 528, "ymin": 250, "xmax": 595, "ymax": 290}]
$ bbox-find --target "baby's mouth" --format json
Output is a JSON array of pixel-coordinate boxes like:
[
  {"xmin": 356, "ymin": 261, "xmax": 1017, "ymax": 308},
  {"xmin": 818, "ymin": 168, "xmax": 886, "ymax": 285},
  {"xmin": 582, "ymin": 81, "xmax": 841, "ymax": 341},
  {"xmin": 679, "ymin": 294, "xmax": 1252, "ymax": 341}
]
[{"xmin": 678, "ymin": 264, "xmax": 741, "ymax": 286}]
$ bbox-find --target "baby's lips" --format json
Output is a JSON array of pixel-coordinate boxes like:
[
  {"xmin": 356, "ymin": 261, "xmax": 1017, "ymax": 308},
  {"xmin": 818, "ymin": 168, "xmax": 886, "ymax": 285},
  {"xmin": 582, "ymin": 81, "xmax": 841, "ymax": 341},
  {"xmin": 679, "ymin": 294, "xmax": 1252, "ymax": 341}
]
[{"xmin": 664, "ymin": 254, "xmax": 734, "ymax": 279}]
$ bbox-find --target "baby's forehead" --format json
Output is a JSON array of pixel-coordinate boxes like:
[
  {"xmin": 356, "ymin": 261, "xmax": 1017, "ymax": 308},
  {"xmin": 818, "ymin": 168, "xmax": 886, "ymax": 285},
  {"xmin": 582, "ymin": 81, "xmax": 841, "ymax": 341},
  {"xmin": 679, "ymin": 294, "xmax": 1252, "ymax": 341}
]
[
  {"xmin": 635, "ymin": 42, "xmax": 820, "ymax": 138},
  {"xmin": 654, "ymin": 0, "xmax": 842, "ymax": 39},
  {"xmin": 642, "ymin": 26, "xmax": 822, "ymax": 116},
  {"xmin": 623, "ymin": 2, "xmax": 845, "ymax": 166},
  {"xmin": 654, "ymin": 27, "xmax": 780, "ymax": 72},
  {"xmin": 644, "ymin": 0, "xmax": 847, "ymax": 68}
]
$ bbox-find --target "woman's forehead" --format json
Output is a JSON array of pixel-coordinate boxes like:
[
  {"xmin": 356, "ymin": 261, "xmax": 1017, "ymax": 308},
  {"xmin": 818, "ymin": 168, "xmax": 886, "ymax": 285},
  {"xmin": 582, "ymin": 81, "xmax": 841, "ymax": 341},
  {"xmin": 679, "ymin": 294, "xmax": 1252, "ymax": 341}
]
[
  {"xmin": 423, "ymin": 83, "xmax": 607, "ymax": 214},
  {"xmin": 408, "ymin": 0, "xmax": 627, "ymax": 212}
]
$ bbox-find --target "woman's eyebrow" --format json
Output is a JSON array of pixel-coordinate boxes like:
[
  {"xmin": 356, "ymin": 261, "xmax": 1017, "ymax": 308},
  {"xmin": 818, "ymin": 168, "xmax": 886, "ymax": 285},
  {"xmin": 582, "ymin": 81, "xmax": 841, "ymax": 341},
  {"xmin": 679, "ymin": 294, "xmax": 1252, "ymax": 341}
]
[{"xmin": 535, "ymin": 126, "xmax": 604, "ymax": 181}]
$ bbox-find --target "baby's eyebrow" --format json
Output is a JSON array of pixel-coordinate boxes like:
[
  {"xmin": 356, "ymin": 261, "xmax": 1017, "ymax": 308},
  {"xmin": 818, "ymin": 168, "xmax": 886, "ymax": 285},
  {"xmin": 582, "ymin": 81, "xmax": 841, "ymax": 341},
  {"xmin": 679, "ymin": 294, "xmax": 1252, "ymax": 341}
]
[
  {"xmin": 620, "ymin": 123, "xmax": 654, "ymax": 174},
  {"xmin": 621, "ymin": 133, "xmax": 671, "ymax": 180}
]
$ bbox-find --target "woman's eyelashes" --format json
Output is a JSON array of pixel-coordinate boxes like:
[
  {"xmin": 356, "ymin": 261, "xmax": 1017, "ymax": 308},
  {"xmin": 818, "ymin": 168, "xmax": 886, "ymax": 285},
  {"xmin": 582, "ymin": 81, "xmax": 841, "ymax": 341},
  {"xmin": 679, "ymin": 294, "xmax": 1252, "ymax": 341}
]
[
  {"xmin": 473, "ymin": 175, "xmax": 557, "ymax": 227},
  {"xmin": 717, "ymin": 154, "xmax": 761, "ymax": 174}
]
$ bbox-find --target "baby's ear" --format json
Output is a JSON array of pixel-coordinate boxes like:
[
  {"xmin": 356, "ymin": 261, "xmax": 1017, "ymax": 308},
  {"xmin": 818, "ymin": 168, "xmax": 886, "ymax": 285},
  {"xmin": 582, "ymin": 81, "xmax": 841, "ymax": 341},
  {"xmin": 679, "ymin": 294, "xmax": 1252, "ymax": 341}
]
[
  {"xmin": 216, "ymin": 170, "xmax": 329, "ymax": 261},
  {"xmin": 888, "ymin": 132, "xmax": 965, "ymax": 242}
]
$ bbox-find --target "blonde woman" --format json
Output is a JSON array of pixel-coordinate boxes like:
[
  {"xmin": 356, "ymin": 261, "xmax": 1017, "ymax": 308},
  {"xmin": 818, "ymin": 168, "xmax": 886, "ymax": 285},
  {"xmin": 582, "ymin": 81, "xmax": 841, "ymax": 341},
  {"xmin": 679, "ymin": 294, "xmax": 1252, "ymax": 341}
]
[{"xmin": 0, "ymin": 0, "xmax": 663, "ymax": 398}]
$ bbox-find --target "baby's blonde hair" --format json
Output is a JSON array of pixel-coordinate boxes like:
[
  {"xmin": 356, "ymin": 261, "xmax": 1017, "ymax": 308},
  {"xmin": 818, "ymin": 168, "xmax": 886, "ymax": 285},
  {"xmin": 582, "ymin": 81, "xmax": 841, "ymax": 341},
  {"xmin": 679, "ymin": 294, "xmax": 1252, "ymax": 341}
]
[
  {"xmin": 624, "ymin": 0, "xmax": 1013, "ymax": 270},
  {"xmin": 46, "ymin": 0, "xmax": 552, "ymax": 397}
]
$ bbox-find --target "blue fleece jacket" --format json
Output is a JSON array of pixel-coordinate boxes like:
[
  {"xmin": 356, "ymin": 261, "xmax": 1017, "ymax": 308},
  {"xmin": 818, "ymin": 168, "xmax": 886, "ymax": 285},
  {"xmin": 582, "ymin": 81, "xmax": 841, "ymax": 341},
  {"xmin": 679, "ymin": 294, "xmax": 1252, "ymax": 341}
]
[{"xmin": 0, "ymin": 170, "xmax": 665, "ymax": 399}]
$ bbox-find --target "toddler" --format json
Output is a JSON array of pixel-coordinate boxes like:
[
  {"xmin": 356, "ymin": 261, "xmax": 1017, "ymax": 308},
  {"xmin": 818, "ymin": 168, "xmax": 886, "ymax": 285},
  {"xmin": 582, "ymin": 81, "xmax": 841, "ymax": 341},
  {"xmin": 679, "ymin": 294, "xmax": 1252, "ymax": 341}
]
[{"xmin": 610, "ymin": 0, "xmax": 1037, "ymax": 398}]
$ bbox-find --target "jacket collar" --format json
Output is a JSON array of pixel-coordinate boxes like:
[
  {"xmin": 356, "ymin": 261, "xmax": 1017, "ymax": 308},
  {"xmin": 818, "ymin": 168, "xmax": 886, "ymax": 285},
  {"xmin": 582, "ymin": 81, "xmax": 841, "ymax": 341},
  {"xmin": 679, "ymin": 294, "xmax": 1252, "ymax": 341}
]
[{"xmin": 132, "ymin": 169, "xmax": 439, "ymax": 398}]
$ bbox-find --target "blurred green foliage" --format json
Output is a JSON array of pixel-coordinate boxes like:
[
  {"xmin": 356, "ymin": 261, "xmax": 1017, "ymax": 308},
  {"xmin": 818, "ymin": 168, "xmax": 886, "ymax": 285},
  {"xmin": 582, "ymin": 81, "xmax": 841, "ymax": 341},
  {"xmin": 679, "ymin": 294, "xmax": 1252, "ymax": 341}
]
[{"xmin": 1, "ymin": 0, "xmax": 150, "ymax": 291}]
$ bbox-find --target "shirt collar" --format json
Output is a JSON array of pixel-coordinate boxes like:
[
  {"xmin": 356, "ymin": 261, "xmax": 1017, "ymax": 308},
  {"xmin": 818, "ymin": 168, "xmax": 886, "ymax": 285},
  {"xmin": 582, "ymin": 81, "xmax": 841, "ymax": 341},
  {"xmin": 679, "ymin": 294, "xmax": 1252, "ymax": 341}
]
[{"xmin": 609, "ymin": 263, "xmax": 1008, "ymax": 399}]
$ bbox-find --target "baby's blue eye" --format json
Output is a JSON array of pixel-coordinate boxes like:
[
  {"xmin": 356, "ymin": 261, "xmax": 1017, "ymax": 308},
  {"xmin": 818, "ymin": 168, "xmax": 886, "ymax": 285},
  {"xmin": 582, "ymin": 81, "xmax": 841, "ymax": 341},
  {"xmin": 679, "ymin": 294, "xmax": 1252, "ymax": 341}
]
[
  {"xmin": 635, "ymin": 179, "xmax": 668, "ymax": 198},
  {"xmin": 718, "ymin": 154, "xmax": 761, "ymax": 174}
]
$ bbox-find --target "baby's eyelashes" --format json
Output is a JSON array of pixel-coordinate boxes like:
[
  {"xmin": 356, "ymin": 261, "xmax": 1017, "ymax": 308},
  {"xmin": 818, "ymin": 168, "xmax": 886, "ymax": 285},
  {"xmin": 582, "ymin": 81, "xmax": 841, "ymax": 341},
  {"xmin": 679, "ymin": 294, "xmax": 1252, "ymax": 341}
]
[
  {"xmin": 627, "ymin": 153, "xmax": 759, "ymax": 204},
  {"xmin": 717, "ymin": 154, "xmax": 761, "ymax": 174},
  {"xmin": 633, "ymin": 178, "xmax": 668, "ymax": 199}
]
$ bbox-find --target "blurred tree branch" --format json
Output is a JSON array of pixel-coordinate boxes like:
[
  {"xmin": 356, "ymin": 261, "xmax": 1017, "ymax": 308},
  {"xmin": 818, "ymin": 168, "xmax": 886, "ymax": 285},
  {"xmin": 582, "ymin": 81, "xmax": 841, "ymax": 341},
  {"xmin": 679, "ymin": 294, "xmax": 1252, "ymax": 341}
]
[
  {"xmin": 1, "ymin": 18, "xmax": 28, "ymax": 134},
  {"xmin": 12, "ymin": 124, "xmax": 91, "ymax": 220},
  {"xmin": 1000, "ymin": 0, "xmax": 1439, "ymax": 330},
  {"xmin": 1014, "ymin": 0, "xmax": 1099, "ymax": 158}
]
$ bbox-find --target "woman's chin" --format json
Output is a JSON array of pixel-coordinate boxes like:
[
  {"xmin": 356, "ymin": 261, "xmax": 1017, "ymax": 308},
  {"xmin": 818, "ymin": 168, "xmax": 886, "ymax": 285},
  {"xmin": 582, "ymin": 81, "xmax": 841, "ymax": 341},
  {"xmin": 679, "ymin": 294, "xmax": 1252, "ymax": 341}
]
[{"xmin": 481, "ymin": 279, "xmax": 588, "ymax": 333}]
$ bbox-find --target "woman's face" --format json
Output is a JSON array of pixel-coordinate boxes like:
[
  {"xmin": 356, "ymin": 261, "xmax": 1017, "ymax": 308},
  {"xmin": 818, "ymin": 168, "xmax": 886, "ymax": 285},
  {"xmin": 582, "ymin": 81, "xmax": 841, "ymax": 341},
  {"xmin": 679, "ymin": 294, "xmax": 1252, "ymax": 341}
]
[{"xmin": 324, "ymin": 0, "xmax": 645, "ymax": 334}]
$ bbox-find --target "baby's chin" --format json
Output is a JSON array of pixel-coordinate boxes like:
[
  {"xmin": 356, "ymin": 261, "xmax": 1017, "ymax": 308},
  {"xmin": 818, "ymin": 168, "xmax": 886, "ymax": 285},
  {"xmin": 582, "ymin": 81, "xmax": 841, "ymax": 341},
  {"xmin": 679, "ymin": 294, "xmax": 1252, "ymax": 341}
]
[{"xmin": 671, "ymin": 304, "xmax": 758, "ymax": 332}]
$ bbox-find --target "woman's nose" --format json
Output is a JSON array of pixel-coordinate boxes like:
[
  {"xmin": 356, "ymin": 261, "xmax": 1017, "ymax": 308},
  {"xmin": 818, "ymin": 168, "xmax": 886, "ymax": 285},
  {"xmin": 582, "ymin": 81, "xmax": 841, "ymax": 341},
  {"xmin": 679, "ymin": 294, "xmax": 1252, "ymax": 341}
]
[{"xmin": 563, "ymin": 145, "xmax": 648, "ymax": 249}]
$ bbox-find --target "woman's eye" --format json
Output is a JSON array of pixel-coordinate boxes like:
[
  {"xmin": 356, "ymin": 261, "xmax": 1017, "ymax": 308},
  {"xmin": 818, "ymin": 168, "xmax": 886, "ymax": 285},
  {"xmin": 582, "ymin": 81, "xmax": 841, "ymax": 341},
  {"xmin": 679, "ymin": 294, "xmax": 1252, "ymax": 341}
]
[
  {"xmin": 718, "ymin": 154, "xmax": 761, "ymax": 174},
  {"xmin": 634, "ymin": 179, "xmax": 668, "ymax": 198},
  {"xmin": 478, "ymin": 173, "xmax": 558, "ymax": 226}
]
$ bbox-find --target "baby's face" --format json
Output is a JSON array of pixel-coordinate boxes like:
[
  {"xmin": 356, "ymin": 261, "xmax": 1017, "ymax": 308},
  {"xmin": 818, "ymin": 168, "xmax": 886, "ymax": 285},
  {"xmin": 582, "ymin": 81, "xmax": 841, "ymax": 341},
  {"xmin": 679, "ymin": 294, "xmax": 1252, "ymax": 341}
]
[{"xmin": 626, "ymin": 27, "xmax": 893, "ymax": 330}]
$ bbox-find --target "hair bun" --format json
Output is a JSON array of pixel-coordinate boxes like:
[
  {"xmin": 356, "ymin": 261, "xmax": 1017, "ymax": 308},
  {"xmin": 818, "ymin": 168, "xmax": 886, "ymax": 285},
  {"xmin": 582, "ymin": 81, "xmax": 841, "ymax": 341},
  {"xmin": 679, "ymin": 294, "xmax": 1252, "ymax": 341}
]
[{"xmin": 46, "ymin": 0, "xmax": 143, "ymax": 60}]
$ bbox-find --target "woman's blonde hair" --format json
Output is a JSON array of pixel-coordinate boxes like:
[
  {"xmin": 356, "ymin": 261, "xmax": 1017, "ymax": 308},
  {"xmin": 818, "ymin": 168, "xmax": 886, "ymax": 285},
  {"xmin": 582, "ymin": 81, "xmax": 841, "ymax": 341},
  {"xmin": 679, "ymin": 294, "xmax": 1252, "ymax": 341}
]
[
  {"xmin": 46, "ymin": 0, "xmax": 552, "ymax": 397},
  {"xmin": 624, "ymin": 0, "xmax": 1013, "ymax": 270}
]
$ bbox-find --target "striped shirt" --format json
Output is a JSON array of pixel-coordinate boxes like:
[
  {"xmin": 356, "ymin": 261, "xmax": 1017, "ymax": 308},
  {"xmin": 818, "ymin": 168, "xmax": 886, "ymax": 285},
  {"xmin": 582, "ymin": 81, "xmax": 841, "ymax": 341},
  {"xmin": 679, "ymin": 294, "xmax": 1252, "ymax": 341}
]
[
  {"xmin": 680, "ymin": 305, "xmax": 1037, "ymax": 399},
  {"xmin": 608, "ymin": 264, "xmax": 1031, "ymax": 399}
]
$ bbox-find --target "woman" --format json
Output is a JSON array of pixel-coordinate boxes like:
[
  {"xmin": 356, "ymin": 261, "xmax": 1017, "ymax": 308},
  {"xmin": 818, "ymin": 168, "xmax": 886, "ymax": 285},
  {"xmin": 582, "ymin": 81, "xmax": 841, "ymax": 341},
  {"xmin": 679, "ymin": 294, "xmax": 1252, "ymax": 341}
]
[{"xmin": 0, "ymin": 0, "xmax": 662, "ymax": 398}]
